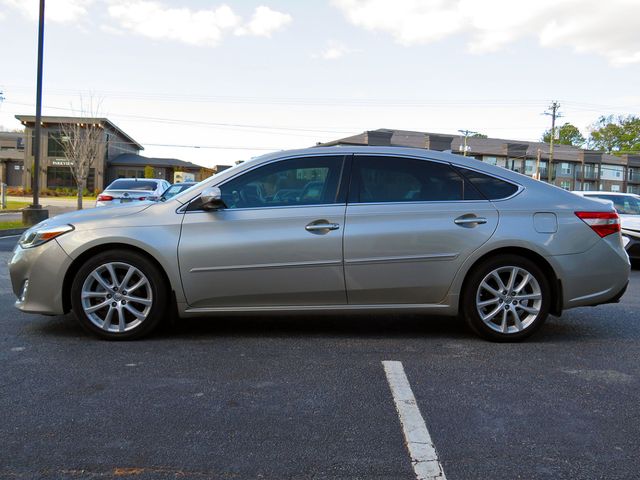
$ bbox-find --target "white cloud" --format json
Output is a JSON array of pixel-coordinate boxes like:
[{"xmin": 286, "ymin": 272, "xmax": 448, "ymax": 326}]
[
  {"xmin": 235, "ymin": 6, "xmax": 292, "ymax": 37},
  {"xmin": 107, "ymin": 2, "xmax": 291, "ymax": 47},
  {"xmin": 0, "ymin": 0, "xmax": 91, "ymax": 23},
  {"xmin": 314, "ymin": 41, "xmax": 356, "ymax": 60},
  {"xmin": 332, "ymin": 0, "xmax": 640, "ymax": 65}
]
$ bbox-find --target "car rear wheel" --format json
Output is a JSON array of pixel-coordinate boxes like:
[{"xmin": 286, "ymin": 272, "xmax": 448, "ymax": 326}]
[
  {"xmin": 71, "ymin": 250, "xmax": 168, "ymax": 340},
  {"xmin": 462, "ymin": 254, "xmax": 551, "ymax": 342}
]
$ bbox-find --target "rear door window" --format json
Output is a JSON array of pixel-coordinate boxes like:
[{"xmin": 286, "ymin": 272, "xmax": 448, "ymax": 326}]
[{"xmin": 350, "ymin": 155, "xmax": 484, "ymax": 203}]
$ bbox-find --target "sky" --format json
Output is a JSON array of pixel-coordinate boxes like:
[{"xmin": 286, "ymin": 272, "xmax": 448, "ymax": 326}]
[{"xmin": 1, "ymin": 0, "xmax": 640, "ymax": 167}]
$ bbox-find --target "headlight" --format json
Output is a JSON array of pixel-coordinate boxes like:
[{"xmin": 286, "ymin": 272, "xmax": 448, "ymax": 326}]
[{"xmin": 18, "ymin": 224, "xmax": 74, "ymax": 249}]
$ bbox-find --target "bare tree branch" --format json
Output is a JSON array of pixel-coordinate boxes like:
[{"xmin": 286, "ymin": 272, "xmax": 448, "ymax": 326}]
[{"xmin": 58, "ymin": 96, "xmax": 104, "ymax": 209}]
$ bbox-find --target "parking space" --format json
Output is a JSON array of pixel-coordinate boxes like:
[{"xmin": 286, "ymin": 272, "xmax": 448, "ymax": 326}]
[{"xmin": 1, "ymin": 243, "xmax": 639, "ymax": 479}]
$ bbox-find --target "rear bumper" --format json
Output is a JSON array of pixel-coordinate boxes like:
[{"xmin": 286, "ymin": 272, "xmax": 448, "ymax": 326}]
[{"xmin": 549, "ymin": 236, "xmax": 630, "ymax": 309}]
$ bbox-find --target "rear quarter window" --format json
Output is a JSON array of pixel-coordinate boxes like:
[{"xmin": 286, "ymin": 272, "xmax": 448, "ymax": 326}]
[{"xmin": 457, "ymin": 168, "xmax": 519, "ymax": 200}]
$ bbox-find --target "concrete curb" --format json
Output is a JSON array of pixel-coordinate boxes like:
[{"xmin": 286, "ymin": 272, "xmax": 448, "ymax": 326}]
[{"xmin": 0, "ymin": 228, "xmax": 27, "ymax": 238}]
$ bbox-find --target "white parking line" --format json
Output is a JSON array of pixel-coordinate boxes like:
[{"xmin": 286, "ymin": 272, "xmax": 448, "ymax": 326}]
[{"xmin": 382, "ymin": 361, "xmax": 447, "ymax": 480}]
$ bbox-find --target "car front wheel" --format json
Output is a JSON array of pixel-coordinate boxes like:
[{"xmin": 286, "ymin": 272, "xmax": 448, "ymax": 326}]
[
  {"xmin": 462, "ymin": 254, "xmax": 551, "ymax": 342},
  {"xmin": 70, "ymin": 249, "xmax": 168, "ymax": 340}
]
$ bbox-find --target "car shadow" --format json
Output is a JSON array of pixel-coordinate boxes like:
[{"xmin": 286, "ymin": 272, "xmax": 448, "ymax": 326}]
[
  {"xmin": 28, "ymin": 308, "xmax": 636, "ymax": 344},
  {"xmin": 160, "ymin": 312, "xmax": 475, "ymax": 341}
]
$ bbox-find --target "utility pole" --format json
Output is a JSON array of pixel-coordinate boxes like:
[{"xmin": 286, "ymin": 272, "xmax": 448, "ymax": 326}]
[
  {"xmin": 23, "ymin": 0, "xmax": 49, "ymax": 226},
  {"xmin": 543, "ymin": 101, "xmax": 562, "ymax": 184},
  {"xmin": 458, "ymin": 129, "xmax": 478, "ymax": 157},
  {"xmin": 534, "ymin": 148, "xmax": 541, "ymax": 180}
]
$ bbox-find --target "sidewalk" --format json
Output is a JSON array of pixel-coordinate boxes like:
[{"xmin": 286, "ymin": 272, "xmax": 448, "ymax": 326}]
[
  {"xmin": 1, "ymin": 197, "xmax": 95, "ymax": 237},
  {"xmin": 6, "ymin": 195, "xmax": 96, "ymax": 209}
]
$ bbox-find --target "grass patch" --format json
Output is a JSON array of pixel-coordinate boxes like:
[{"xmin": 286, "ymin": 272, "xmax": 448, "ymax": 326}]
[
  {"xmin": 0, "ymin": 220, "xmax": 24, "ymax": 230},
  {"xmin": 2, "ymin": 201, "xmax": 31, "ymax": 210}
]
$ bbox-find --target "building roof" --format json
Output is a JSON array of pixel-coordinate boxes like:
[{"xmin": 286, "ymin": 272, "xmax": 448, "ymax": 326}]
[
  {"xmin": 109, "ymin": 153, "xmax": 203, "ymax": 170},
  {"xmin": 15, "ymin": 115, "xmax": 144, "ymax": 150},
  {"xmin": 319, "ymin": 128, "xmax": 625, "ymax": 165}
]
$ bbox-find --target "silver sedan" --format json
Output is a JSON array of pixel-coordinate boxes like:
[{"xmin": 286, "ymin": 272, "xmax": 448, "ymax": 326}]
[{"xmin": 9, "ymin": 146, "xmax": 630, "ymax": 341}]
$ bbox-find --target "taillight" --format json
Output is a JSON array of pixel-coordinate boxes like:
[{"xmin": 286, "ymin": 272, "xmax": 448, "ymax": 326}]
[
  {"xmin": 97, "ymin": 194, "xmax": 113, "ymax": 202},
  {"xmin": 575, "ymin": 211, "xmax": 620, "ymax": 238},
  {"xmin": 137, "ymin": 197, "xmax": 146, "ymax": 201}
]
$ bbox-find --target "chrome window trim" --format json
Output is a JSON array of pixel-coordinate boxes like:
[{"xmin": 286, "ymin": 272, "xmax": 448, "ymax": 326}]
[{"xmin": 180, "ymin": 202, "xmax": 347, "ymax": 214}]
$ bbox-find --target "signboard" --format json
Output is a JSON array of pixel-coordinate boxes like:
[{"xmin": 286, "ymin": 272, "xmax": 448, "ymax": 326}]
[
  {"xmin": 52, "ymin": 158, "xmax": 72, "ymax": 167},
  {"xmin": 174, "ymin": 171, "xmax": 195, "ymax": 183}
]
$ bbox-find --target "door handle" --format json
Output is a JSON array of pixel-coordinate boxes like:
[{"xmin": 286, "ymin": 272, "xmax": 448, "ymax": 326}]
[
  {"xmin": 454, "ymin": 216, "xmax": 488, "ymax": 226},
  {"xmin": 305, "ymin": 221, "xmax": 340, "ymax": 232}
]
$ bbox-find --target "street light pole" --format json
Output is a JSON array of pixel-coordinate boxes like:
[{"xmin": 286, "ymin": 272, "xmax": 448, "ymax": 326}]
[{"xmin": 23, "ymin": 0, "xmax": 49, "ymax": 226}]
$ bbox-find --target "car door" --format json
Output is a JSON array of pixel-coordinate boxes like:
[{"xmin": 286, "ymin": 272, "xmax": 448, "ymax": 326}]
[
  {"xmin": 178, "ymin": 155, "xmax": 349, "ymax": 308},
  {"xmin": 343, "ymin": 155, "xmax": 499, "ymax": 305}
]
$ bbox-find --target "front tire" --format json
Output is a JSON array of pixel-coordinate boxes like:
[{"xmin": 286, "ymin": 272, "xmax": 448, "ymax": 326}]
[
  {"xmin": 71, "ymin": 249, "xmax": 168, "ymax": 340},
  {"xmin": 462, "ymin": 254, "xmax": 551, "ymax": 342}
]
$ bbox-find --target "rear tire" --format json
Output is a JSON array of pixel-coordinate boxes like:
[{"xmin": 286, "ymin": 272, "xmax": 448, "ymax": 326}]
[
  {"xmin": 462, "ymin": 254, "xmax": 551, "ymax": 342},
  {"xmin": 71, "ymin": 249, "xmax": 168, "ymax": 340}
]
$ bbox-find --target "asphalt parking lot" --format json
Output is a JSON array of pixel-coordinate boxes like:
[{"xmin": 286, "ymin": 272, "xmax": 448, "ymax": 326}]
[{"xmin": 1, "ymin": 235, "xmax": 639, "ymax": 480}]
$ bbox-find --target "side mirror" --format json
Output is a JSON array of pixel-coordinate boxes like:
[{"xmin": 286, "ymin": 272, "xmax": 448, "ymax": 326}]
[{"xmin": 201, "ymin": 186, "xmax": 227, "ymax": 211}]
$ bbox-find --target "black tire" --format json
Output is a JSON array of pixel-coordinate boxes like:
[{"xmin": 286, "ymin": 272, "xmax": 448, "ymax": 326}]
[
  {"xmin": 462, "ymin": 254, "xmax": 551, "ymax": 342},
  {"xmin": 70, "ymin": 249, "xmax": 168, "ymax": 340}
]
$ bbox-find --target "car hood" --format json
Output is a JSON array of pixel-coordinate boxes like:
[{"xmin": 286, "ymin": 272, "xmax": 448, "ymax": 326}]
[{"xmin": 28, "ymin": 203, "xmax": 154, "ymax": 231}]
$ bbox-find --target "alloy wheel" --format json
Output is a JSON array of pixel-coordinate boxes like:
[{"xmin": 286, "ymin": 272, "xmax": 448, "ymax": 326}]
[
  {"xmin": 80, "ymin": 262, "xmax": 153, "ymax": 333},
  {"xmin": 475, "ymin": 266, "xmax": 542, "ymax": 334}
]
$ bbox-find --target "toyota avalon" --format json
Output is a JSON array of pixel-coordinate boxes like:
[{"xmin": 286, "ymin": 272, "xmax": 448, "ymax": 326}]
[{"xmin": 9, "ymin": 147, "xmax": 630, "ymax": 341}]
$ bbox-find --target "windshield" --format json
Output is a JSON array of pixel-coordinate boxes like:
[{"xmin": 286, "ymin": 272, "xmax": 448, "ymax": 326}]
[
  {"xmin": 589, "ymin": 194, "xmax": 640, "ymax": 215},
  {"xmin": 160, "ymin": 183, "xmax": 196, "ymax": 201},
  {"xmin": 108, "ymin": 179, "xmax": 159, "ymax": 191}
]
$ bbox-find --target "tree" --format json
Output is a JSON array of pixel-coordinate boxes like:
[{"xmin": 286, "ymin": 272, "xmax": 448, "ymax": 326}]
[
  {"xmin": 58, "ymin": 99, "xmax": 104, "ymax": 210},
  {"xmin": 588, "ymin": 115, "xmax": 640, "ymax": 154},
  {"xmin": 542, "ymin": 122, "xmax": 586, "ymax": 147},
  {"xmin": 470, "ymin": 133, "xmax": 488, "ymax": 139}
]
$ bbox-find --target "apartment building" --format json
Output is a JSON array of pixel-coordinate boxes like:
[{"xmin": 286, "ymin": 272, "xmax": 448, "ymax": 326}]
[{"xmin": 319, "ymin": 129, "xmax": 633, "ymax": 193}]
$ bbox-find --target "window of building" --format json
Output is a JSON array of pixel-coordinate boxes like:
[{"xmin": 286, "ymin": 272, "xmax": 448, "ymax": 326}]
[
  {"xmin": 611, "ymin": 184, "xmax": 621, "ymax": 192},
  {"xmin": 600, "ymin": 164, "xmax": 623, "ymax": 181},
  {"xmin": 560, "ymin": 162, "xmax": 572, "ymax": 175},
  {"xmin": 524, "ymin": 160, "xmax": 536, "ymax": 175},
  {"xmin": 509, "ymin": 159, "xmax": 523, "ymax": 173},
  {"xmin": 47, "ymin": 167, "xmax": 95, "ymax": 191},
  {"xmin": 629, "ymin": 168, "xmax": 636, "ymax": 181},
  {"xmin": 483, "ymin": 156, "xmax": 497, "ymax": 166},
  {"xmin": 560, "ymin": 180, "xmax": 571, "ymax": 190},
  {"xmin": 116, "ymin": 168, "xmax": 145, "ymax": 178},
  {"xmin": 47, "ymin": 131, "xmax": 70, "ymax": 157}
]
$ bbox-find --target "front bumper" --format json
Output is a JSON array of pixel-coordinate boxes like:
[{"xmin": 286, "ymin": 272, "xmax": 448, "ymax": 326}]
[{"xmin": 8, "ymin": 239, "xmax": 73, "ymax": 315}]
